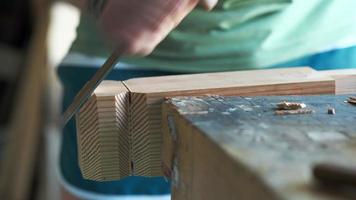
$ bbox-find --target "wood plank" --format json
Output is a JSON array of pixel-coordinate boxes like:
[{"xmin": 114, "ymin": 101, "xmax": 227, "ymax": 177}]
[
  {"xmin": 162, "ymin": 95, "xmax": 356, "ymax": 200},
  {"xmin": 319, "ymin": 69, "xmax": 356, "ymax": 94},
  {"xmin": 125, "ymin": 67, "xmax": 331, "ymax": 93},
  {"xmin": 76, "ymin": 67, "xmax": 337, "ymax": 180}
]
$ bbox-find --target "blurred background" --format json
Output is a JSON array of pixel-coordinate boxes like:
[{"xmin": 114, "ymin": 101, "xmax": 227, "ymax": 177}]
[{"xmin": 0, "ymin": 0, "xmax": 78, "ymax": 199}]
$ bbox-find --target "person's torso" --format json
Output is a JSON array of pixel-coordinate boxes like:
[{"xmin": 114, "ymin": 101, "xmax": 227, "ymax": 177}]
[{"xmin": 71, "ymin": 0, "xmax": 356, "ymax": 72}]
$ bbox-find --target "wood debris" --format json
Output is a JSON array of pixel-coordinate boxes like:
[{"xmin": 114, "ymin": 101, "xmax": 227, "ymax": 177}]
[
  {"xmin": 275, "ymin": 109, "xmax": 314, "ymax": 115},
  {"xmin": 275, "ymin": 101, "xmax": 313, "ymax": 115},
  {"xmin": 277, "ymin": 101, "xmax": 306, "ymax": 110},
  {"xmin": 347, "ymin": 96, "xmax": 356, "ymax": 105}
]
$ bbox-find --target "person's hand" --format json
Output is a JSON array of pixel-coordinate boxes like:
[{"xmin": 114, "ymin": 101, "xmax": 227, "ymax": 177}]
[{"xmin": 95, "ymin": 0, "xmax": 218, "ymax": 55}]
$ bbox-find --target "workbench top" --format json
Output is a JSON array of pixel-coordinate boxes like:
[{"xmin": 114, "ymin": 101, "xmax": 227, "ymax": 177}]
[{"xmin": 163, "ymin": 94, "xmax": 356, "ymax": 200}]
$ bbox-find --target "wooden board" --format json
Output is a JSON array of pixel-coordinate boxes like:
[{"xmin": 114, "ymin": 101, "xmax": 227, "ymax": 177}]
[
  {"xmin": 76, "ymin": 67, "xmax": 338, "ymax": 180},
  {"xmin": 319, "ymin": 69, "xmax": 356, "ymax": 94},
  {"xmin": 162, "ymin": 95, "xmax": 356, "ymax": 200}
]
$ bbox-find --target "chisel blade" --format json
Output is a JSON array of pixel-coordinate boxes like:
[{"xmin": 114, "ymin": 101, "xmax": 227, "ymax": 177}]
[{"xmin": 60, "ymin": 49, "xmax": 123, "ymax": 126}]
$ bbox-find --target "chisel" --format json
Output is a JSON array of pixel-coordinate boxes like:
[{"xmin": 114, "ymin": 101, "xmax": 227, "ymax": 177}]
[{"xmin": 60, "ymin": 48, "xmax": 124, "ymax": 126}]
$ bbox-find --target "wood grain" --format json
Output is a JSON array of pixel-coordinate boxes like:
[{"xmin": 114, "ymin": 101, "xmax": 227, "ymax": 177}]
[
  {"xmin": 76, "ymin": 67, "xmax": 341, "ymax": 180},
  {"xmin": 162, "ymin": 95, "xmax": 356, "ymax": 200},
  {"xmin": 76, "ymin": 81, "xmax": 130, "ymax": 180},
  {"xmin": 319, "ymin": 69, "xmax": 356, "ymax": 94}
]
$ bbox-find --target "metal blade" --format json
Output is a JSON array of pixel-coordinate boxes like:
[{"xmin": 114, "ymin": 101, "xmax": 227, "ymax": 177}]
[{"xmin": 61, "ymin": 49, "xmax": 123, "ymax": 126}]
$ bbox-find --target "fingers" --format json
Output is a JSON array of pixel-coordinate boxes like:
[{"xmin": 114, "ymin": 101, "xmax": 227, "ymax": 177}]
[
  {"xmin": 99, "ymin": 0, "xmax": 215, "ymax": 56},
  {"xmin": 199, "ymin": 0, "xmax": 218, "ymax": 11},
  {"xmin": 125, "ymin": 0, "xmax": 201, "ymax": 55},
  {"xmin": 125, "ymin": 0, "xmax": 200, "ymax": 55}
]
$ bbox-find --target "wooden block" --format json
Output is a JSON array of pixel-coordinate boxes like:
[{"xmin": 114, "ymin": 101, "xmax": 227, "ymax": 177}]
[
  {"xmin": 162, "ymin": 95, "xmax": 356, "ymax": 200},
  {"xmin": 76, "ymin": 81, "xmax": 130, "ymax": 180},
  {"xmin": 76, "ymin": 67, "xmax": 336, "ymax": 180},
  {"xmin": 319, "ymin": 69, "xmax": 356, "ymax": 94}
]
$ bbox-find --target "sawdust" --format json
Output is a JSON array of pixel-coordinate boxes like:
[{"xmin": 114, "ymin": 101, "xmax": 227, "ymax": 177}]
[
  {"xmin": 276, "ymin": 101, "xmax": 306, "ymax": 110},
  {"xmin": 347, "ymin": 96, "xmax": 356, "ymax": 105},
  {"xmin": 275, "ymin": 109, "xmax": 314, "ymax": 115},
  {"xmin": 275, "ymin": 101, "xmax": 313, "ymax": 115}
]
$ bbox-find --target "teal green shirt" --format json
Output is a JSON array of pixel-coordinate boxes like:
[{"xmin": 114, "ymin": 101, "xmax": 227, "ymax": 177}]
[{"xmin": 72, "ymin": 0, "xmax": 356, "ymax": 72}]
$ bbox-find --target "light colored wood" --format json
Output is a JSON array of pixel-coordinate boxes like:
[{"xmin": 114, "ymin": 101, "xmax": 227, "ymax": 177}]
[
  {"xmin": 162, "ymin": 95, "xmax": 356, "ymax": 200},
  {"xmin": 76, "ymin": 67, "xmax": 338, "ymax": 180},
  {"xmin": 125, "ymin": 67, "xmax": 331, "ymax": 93},
  {"xmin": 319, "ymin": 69, "xmax": 356, "ymax": 94},
  {"xmin": 76, "ymin": 81, "xmax": 130, "ymax": 181},
  {"xmin": 0, "ymin": 0, "xmax": 49, "ymax": 199}
]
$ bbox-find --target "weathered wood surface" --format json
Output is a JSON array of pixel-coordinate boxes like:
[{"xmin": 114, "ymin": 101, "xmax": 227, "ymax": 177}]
[{"xmin": 162, "ymin": 95, "xmax": 356, "ymax": 200}]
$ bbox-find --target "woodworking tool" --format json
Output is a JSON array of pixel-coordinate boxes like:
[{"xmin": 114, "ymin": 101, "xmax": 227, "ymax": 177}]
[
  {"xmin": 61, "ymin": 49, "xmax": 123, "ymax": 125},
  {"xmin": 60, "ymin": 0, "xmax": 219, "ymax": 126},
  {"xmin": 161, "ymin": 95, "xmax": 356, "ymax": 199}
]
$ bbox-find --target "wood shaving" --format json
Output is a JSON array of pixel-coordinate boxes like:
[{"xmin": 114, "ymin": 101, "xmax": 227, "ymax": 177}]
[
  {"xmin": 276, "ymin": 101, "xmax": 306, "ymax": 110},
  {"xmin": 275, "ymin": 109, "xmax": 314, "ymax": 115},
  {"xmin": 347, "ymin": 96, "xmax": 356, "ymax": 105}
]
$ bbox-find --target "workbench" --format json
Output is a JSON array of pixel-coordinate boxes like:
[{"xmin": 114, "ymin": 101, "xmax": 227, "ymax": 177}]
[{"xmin": 162, "ymin": 95, "xmax": 356, "ymax": 200}]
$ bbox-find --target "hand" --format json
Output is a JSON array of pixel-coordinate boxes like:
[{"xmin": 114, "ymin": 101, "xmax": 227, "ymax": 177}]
[{"xmin": 97, "ymin": 0, "xmax": 218, "ymax": 56}]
